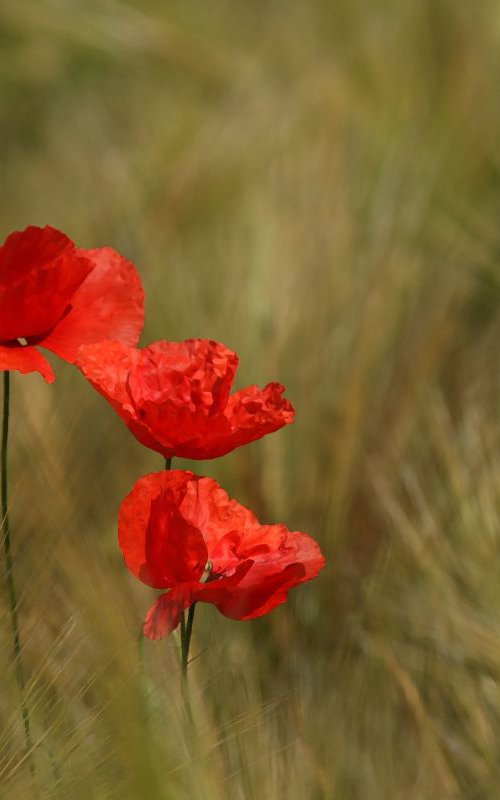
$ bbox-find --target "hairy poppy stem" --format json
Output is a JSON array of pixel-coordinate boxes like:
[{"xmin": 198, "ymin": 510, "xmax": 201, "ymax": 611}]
[{"xmin": 1, "ymin": 372, "xmax": 34, "ymax": 775}]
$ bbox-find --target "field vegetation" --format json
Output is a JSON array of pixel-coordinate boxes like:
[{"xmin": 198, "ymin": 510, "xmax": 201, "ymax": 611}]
[{"xmin": 1, "ymin": 1, "xmax": 500, "ymax": 797}]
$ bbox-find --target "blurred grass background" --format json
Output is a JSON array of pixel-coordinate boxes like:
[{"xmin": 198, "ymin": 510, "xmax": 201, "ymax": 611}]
[{"xmin": 1, "ymin": 0, "xmax": 500, "ymax": 797}]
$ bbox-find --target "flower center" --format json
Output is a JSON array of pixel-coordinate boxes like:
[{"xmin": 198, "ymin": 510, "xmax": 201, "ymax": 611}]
[{"xmin": 200, "ymin": 560, "xmax": 213, "ymax": 584}]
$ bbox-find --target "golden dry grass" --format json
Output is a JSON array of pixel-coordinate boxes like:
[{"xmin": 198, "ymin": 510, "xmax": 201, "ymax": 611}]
[{"xmin": 1, "ymin": 0, "xmax": 500, "ymax": 797}]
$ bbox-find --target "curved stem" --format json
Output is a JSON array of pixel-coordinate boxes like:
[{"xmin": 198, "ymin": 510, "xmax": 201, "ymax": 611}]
[{"xmin": 2, "ymin": 372, "xmax": 34, "ymax": 773}]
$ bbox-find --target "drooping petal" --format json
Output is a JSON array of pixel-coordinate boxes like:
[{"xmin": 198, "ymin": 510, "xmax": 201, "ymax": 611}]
[
  {"xmin": 143, "ymin": 563, "xmax": 253, "ymax": 639},
  {"xmin": 0, "ymin": 226, "xmax": 93, "ymax": 341},
  {"xmin": 0, "ymin": 343, "xmax": 55, "ymax": 383},
  {"xmin": 143, "ymin": 587, "xmax": 193, "ymax": 639},
  {"xmin": 42, "ymin": 246, "xmax": 144, "ymax": 363}
]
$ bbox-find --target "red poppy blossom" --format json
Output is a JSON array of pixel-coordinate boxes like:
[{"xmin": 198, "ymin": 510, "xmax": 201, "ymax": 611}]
[
  {"xmin": 0, "ymin": 225, "xmax": 144, "ymax": 383},
  {"xmin": 77, "ymin": 338, "xmax": 294, "ymax": 459},
  {"xmin": 119, "ymin": 470, "xmax": 325, "ymax": 639}
]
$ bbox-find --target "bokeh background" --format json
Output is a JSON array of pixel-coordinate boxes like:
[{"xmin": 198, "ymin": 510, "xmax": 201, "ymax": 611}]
[{"xmin": 2, "ymin": 1, "xmax": 500, "ymax": 797}]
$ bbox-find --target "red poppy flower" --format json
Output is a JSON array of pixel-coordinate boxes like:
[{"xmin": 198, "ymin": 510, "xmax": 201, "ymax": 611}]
[
  {"xmin": 119, "ymin": 470, "xmax": 325, "ymax": 638},
  {"xmin": 77, "ymin": 338, "xmax": 294, "ymax": 459},
  {"xmin": 0, "ymin": 225, "xmax": 144, "ymax": 383}
]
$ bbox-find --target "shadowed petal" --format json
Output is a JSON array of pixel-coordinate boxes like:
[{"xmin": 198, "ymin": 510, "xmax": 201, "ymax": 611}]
[
  {"xmin": 0, "ymin": 343, "xmax": 55, "ymax": 383},
  {"xmin": 143, "ymin": 562, "xmax": 253, "ymax": 639},
  {"xmin": 119, "ymin": 470, "xmax": 206, "ymax": 589},
  {"xmin": 143, "ymin": 494, "xmax": 208, "ymax": 586},
  {"xmin": 143, "ymin": 588, "xmax": 193, "ymax": 639},
  {"xmin": 0, "ymin": 226, "xmax": 93, "ymax": 341}
]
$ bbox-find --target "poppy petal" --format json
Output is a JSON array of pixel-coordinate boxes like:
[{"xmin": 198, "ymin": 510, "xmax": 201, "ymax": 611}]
[
  {"xmin": 179, "ymin": 477, "xmax": 260, "ymax": 572},
  {"xmin": 120, "ymin": 471, "xmax": 326, "ymax": 634},
  {"xmin": 0, "ymin": 343, "xmax": 55, "ymax": 383},
  {"xmin": 143, "ymin": 587, "xmax": 193, "ymax": 639},
  {"xmin": 143, "ymin": 562, "xmax": 254, "ymax": 639},
  {"xmin": 201, "ymin": 562, "xmax": 306, "ymax": 620},
  {"xmin": 77, "ymin": 340, "xmax": 141, "ymax": 419},
  {"xmin": 227, "ymin": 528, "xmax": 326, "ymax": 619},
  {"xmin": 119, "ymin": 470, "xmax": 207, "ymax": 590},
  {"xmin": 127, "ymin": 339, "xmax": 239, "ymax": 412},
  {"xmin": 122, "ymin": 339, "xmax": 240, "ymax": 458},
  {"xmin": 77, "ymin": 341, "xmax": 166, "ymax": 455},
  {"xmin": 220, "ymin": 382, "xmax": 295, "ymax": 452},
  {"xmin": 42, "ymin": 246, "xmax": 144, "ymax": 363},
  {"xmin": 0, "ymin": 225, "xmax": 93, "ymax": 342},
  {"xmin": 144, "ymin": 493, "xmax": 208, "ymax": 586},
  {"xmin": 77, "ymin": 336, "xmax": 294, "ymax": 459}
]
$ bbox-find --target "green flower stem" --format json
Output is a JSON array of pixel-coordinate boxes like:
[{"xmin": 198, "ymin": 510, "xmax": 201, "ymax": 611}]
[
  {"xmin": 163, "ymin": 455, "xmax": 196, "ymax": 680},
  {"xmin": 2, "ymin": 372, "xmax": 34, "ymax": 774},
  {"xmin": 181, "ymin": 603, "xmax": 196, "ymax": 678}
]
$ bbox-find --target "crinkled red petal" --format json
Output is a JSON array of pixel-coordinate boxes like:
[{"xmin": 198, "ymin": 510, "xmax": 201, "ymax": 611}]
[
  {"xmin": 216, "ymin": 382, "xmax": 295, "ymax": 455},
  {"xmin": 42, "ymin": 246, "xmax": 144, "ymax": 364},
  {"xmin": 124, "ymin": 339, "xmax": 240, "ymax": 458},
  {"xmin": 76, "ymin": 337, "xmax": 294, "ymax": 459},
  {"xmin": 0, "ymin": 225, "xmax": 93, "ymax": 341},
  {"xmin": 127, "ymin": 339, "xmax": 239, "ymax": 412},
  {"xmin": 137, "ymin": 381, "xmax": 295, "ymax": 460},
  {"xmin": 0, "ymin": 343, "xmax": 55, "ymax": 383},
  {"xmin": 126, "ymin": 384, "xmax": 295, "ymax": 461}
]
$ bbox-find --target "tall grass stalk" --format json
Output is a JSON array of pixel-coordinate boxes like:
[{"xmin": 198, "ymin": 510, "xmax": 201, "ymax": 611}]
[{"xmin": 1, "ymin": 372, "xmax": 34, "ymax": 777}]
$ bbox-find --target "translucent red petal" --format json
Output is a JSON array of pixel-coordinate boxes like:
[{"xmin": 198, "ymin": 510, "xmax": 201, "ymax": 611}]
[{"xmin": 42, "ymin": 246, "xmax": 144, "ymax": 363}]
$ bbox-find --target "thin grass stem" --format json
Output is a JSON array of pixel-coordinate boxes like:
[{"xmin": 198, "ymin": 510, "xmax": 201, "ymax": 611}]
[{"xmin": 1, "ymin": 371, "xmax": 35, "ymax": 776}]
